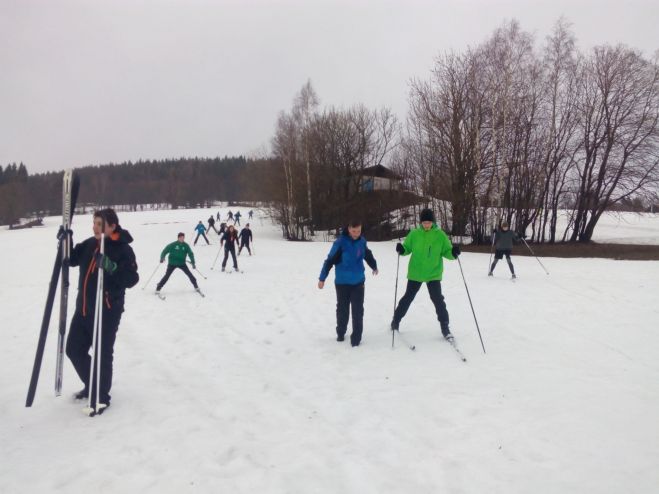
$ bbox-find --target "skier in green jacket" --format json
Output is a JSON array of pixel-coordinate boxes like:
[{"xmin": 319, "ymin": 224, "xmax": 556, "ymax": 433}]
[
  {"xmin": 156, "ymin": 233, "xmax": 200, "ymax": 294},
  {"xmin": 391, "ymin": 208, "xmax": 461, "ymax": 340}
]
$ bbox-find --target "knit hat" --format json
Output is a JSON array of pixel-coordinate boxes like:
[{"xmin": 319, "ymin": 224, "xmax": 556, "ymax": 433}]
[
  {"xmin": 177, "ymin": 232, "xmax": 185, "ymax": 237},
  {"xmin": 419, "ymin": 208, "xmax": 435, "ymax": 223}
]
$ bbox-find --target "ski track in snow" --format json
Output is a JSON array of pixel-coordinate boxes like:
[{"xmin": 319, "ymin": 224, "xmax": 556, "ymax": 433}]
[{"xmin": 1, "ymin": 207, "xmax": 659, "ymax": 493}]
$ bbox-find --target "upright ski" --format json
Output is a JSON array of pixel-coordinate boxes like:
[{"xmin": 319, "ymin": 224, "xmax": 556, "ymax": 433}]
[
  {"xmin": 55, "ymin": 170, "xmax": 80, "ymax": 396},
  {"xmin": 26, "ymin": 169, "xmax": 80, "ymax": 406}
]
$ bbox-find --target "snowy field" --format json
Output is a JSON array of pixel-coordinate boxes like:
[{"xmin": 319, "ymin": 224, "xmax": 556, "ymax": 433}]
[
  {"xmin": 562, "ymin": 211, "xmax": 659, "ymax": 245},
  {"xmin": 1, "ymin": 207, "xmax": 658, "ymax": 494}
]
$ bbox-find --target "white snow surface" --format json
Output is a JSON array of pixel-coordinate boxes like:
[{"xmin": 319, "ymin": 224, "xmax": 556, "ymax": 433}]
[{"xmin": 1, "ymin": 208, "xmax": 659, "ymax": 494}]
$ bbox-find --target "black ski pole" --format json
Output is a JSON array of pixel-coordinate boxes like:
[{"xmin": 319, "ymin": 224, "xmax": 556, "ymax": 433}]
[
  {"xmin": 211, "ymin": 244, "xmax": 223, "ymax": 270},
  {"xmin": 141, "ymin": 262, "xmax": 162, "ymax": 290},
  {"xmin": 487, "ymin": 230, "xmax": 496, "ymax": 275},
  {"xmin": 188, "ymin": 261, "xmax": 207, "ymax": 279},
  {"xmin": 521, "ymin": 237, "xmax": 549, "ymax": 275},
  {"xmin": 392, "ymin": 252, "xmax": 400, "ymax": 349},
  {"xmin": 26, "ymin": 243, "xmax": 63, "ymax": 407},
  {"xmin": 457, "ymin": 256, "xmax": 487, "ymax": 354}
]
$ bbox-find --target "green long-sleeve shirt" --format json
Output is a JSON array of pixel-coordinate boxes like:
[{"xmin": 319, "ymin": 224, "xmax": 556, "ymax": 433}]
[
  {"xmin": 400, "ymin": 225, "xmax": 455, "ymax": 282},
  {"xmin": 160, "ymin": 241, "xmax": 195, "ymax": 266}
]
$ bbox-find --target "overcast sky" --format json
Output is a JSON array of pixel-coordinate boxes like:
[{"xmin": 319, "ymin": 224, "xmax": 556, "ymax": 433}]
[{"xmin": 1, "ymin": 0, "xmax": 657, "ymax": 174}]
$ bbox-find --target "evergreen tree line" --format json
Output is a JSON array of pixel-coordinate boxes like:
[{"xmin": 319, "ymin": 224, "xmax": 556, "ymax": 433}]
[{"xmin": 0, "ymin": 157, "xmax": 283, "ymax": 225}]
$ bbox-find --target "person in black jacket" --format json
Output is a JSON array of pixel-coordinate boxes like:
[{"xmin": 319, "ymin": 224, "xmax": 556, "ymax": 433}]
[
  {"xmin": 220, "ymin": 224, "xmax": 239, "ymax": 272},
  {"xmin": 489, "ymin": 221, "xmax": 521, "ymax": 279},
  {"xmin": 65, "ymin": 208, "xmax": 139, "ymax": 412},
  {"xmin": 238, "ymin": 224, "xmax": 253, "ymax": 256},
  {"xmin": 207, "ymin": 215, "xmax": 218, "ymax": 234}
]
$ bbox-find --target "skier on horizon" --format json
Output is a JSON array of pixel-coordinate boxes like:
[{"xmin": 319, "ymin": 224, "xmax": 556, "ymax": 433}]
[
  {"xmin": 193, "ymin": 221, "xmax": 210, "ymax": 246},
  {"xmin": 156, "ymin": 233, "xmax": 200, "ymax": 294},
  {"xmin": 238, "ymin": 223, "xmax": 253, "ymax": 256},
  {"xmin": 220, "ymin": 224, "xmax": 239, "ymax": 272},
  {"xmin": 489, "ymin": 221, "xmax": 521, "ymax": 279},
  {"xmin": 207, "ymin": 215, "xmax": 218, "ymax": 234}
]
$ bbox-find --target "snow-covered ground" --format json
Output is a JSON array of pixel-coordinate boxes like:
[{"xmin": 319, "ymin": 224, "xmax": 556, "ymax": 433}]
[
  {"xmin": 1, "ymin": 207, "xmax": 658, "ymax": 494},
  {"xmin": 587, "ymin": 211, "xmax": 659, "ymax": 245}
]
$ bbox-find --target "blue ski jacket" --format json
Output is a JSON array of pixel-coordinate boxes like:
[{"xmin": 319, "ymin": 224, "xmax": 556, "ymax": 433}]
[{"xmin": 319, "ymin": 229, "xmax": 377, "ymax": 285}]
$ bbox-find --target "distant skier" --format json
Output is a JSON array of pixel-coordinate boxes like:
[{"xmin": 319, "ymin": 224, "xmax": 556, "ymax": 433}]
[
  {"xmin": 207, "ymin": 215, "xmax": 218, "ymax": 234},
  {"xmin": 248, "ymin": 210, "xmax": 254, "ymax": 220},
  {"xmin": 234, "ymin": 211, "xmax": 242, "ymax": 226},
  {"xmin": 391, "ymin": 208, "xmax": 460, "ymax": 341},
  {"xmin": 193, "ymin": 221, "xmax": 209, "ymax": 245},
  {"xmin": 489, "ymin": 221, "xmax": 521, "ymax": 279},
  {"xmin": 216, "ymin": 211, "xmax": 221, "ymax": 221},
  {"xmin": 220, "ymin": 224, "xmax": 239, "ymax": 272},
  {"xmin": 66, "ymin": 208, "xmax": 139, "ymax": 412},
  {"xmin": 156, "ymin": 233, "xmax": 200, "ymax": 293},
  {"xmin": 218, "ymin": 222, "xmax": 227, "ymax": 236},
  {"xmin": 238, "ymin": 223, "xmax": 253, "ymax": 256},
  {"xmin": 226, "ymin": 210, "xmax": 234, "ymax": 223},
  {"xmin": 318, "ymin": 219, "xmax": 378, "ymax": 347}
]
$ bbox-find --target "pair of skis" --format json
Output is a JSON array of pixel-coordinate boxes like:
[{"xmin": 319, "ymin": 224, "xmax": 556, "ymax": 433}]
[
  {"xmin": 156, "ymin": 288, "xmax": 205, "ymax": 300},
  {"xmin": 26, "ymin": 170, "xmax": 80, "ymax": 407},
  {"xmin": 391, "ymin": 328, "xmax": 467, "ymax": 362}
]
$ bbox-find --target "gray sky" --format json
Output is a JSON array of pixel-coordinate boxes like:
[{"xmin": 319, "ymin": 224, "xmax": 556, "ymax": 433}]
[{"xmin": 1, "ymin": 0, "xmax": 657, "ymax": 174}]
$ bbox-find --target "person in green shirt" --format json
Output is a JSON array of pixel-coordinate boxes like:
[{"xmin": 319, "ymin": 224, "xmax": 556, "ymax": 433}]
[
  {"xmin": 391, "ymin": 208, "xmax": 461, "ymax": 340},
  {"xmin": 156, "ymin": 233, "xmax": 200, "ymax": 293}
]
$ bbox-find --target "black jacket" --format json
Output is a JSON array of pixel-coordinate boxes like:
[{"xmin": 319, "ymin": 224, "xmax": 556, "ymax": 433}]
[
  {"xmin": 239, "ymin": 228, "xmax": 253, "ymax": 243},
  {"xmin": 70, "ymin": 226, "xmax": 139, "ymax": 317},
  {"xmin": 221, "ymin": 230, "xmax": 239, "ymax": 250}
]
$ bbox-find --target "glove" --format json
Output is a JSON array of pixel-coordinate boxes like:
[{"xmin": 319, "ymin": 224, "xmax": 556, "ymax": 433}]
[
  {"xmin": 395, "ymin": 243, "xmax": 404, "ymax": 255},
  {"xmin": 56, "ymin": 226, "xmax": 73, "ymax": 240},
  {"xmin": 160, "ymin": 258, "xmax": 165, "ymax": 263},
  {"xmin": 95, "ymin": 253, "xmax": 117, "ymax": 274},
  {"xmin": 192, "ymin": 263, "xmax": 196, "ymax": 269},
  {"xmin": 451, "ymin": 244, "xmax": 461, "ymax": 258}
]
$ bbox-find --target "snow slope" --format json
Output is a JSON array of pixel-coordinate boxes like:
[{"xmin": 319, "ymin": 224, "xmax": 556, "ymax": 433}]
[{"xmin": 1, "ymin": 208, "xmax": 658, "ymax": 494}]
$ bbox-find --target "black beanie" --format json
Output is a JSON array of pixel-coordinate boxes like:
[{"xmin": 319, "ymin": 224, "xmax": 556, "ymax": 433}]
[{"xmin": 420, "ymin": 208, "xmax": 435, "ymax": 223}]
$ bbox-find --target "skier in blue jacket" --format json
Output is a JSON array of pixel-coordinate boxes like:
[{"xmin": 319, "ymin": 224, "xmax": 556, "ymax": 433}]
[
  {"xmin": 193, "ymin": 221, "xmax": 209, "ymax": 246},
  {"xmin": 318, "ymin": 220, "xmax": 378, "ymax": 347}
]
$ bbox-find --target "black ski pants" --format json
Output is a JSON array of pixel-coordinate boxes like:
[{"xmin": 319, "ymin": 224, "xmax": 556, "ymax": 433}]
[
  {"xmin": 335, "ymin": 283, "xmax": 365, "ymax": 345},
  {"xmin": 66, "ymin": 308, "xmax": 121, "ymax": 406},
  {"xmin": 491, "ymin": 249, "xmax": 515, "ymax": 274},
  {"xmin": 194, "ymin": 232, "xmax": 209, "ymax": 245},
  {"xmin": 222, "ymin": 247, "xmax": 238, "ymax": 270},
  {"xmin": 156, "ymin": 264, "xmax": 198, "ymax": 290},
  {"xmin": 239, "ymin": 240, "xmax": 251, "ymax": 255},
  {"xmin": 393, "ymin": 280, "xmax": 450, "ymax": 334}
]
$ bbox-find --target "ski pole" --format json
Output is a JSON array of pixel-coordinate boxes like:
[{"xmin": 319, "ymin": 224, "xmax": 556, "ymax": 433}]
[
  {"xmin": 188, "ymin": 261, "xmax": 207, "ymax": 279},
  {"xmin": 521, "ymin": 237, "xmax": 549, "ymax": 275},
  {"xmin": 141, "ymin": 262, "xmax": 162, "ymax": 290},
  {"xmin": 487, "ymin": 230, "xmax": 496, "ymax": 275},
  {"xmin": 211, "ymin": 244, "xmax": 223, "ymax": 270},
  {"xmin": 392, "ymin": 252, "xmax": 400, "ymax": 349},
  {"xmin": 457, "ymin": 256, "xmax": 486, "ymax": 354},
  {"xmin": 84, "ymin": 232, "xmax": 106, "ymax": 415}
]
